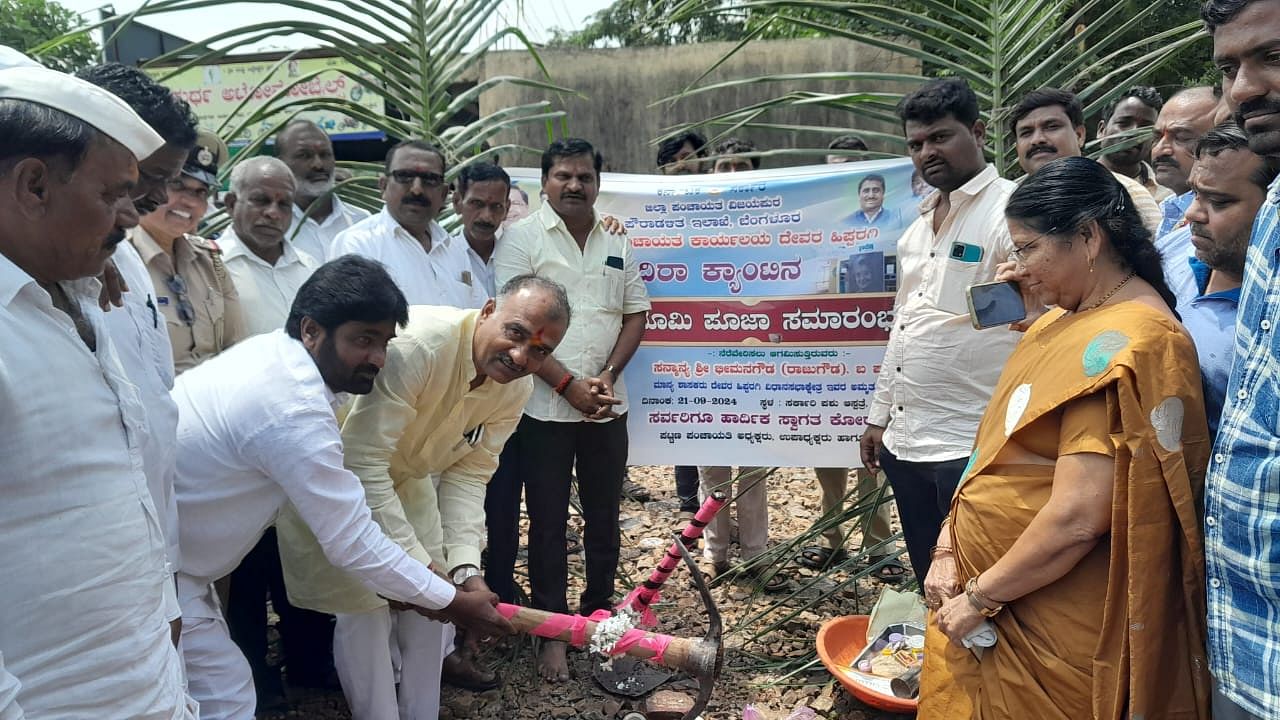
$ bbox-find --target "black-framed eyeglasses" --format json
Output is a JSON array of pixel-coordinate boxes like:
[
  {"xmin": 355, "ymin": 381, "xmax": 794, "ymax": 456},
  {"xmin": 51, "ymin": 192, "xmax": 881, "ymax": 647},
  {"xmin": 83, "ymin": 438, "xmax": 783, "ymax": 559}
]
[
  {"xmin": 389, "ymin": 170, "xmax": 445, "ymax": 188},
  {"xmin": 166, "ymin": 273, "xmax": 196, "ymax": 326}
]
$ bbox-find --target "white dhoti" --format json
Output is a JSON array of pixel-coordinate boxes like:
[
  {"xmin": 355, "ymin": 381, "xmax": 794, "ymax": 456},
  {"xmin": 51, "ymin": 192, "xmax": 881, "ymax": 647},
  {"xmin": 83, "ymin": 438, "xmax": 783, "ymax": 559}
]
[
  {"xmin": 177, "ymin": 574, "xmax": 255, "ymax": 720},
  {"xmin": 334, "ymin": 607, "xmax": 455, "ymax": 720}
]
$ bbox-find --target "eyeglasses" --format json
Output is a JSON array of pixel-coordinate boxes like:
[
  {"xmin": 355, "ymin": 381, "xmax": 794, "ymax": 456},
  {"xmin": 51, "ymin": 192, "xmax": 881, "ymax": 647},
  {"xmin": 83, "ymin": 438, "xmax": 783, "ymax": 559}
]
[
  {"xmin": 1009, "ymin": 229, "xmax": 1067, "ymax": 264},
  {"xmin": 389, "ymin": 171, "xmax": 445, "ymax": 188},
  {"xmin": 166, "ymin": 273, "xmax": 196, "ymax": 326}
]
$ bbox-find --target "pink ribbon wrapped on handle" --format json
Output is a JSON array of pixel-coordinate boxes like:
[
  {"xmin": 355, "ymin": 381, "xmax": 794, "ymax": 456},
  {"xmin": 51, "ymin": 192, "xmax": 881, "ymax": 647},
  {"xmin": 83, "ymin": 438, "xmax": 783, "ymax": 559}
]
[{"xmin": 616, "ymin": 491, "xmax": 728, "ymax": 626}]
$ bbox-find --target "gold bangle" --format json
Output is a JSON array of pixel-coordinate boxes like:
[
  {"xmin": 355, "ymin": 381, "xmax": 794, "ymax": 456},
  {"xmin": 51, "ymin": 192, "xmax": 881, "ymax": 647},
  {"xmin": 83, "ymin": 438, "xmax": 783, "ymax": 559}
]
[
  {"xmin": 971, "ymin": 574, "xmax": 1006, "ymax": 606},
  {"xmin": 930, "ymin": 545, "xmax": 954, "ymax": 559},
  {"xmin": 965, "ymin": 577, "xmax": 1004, "ymax": 617}
]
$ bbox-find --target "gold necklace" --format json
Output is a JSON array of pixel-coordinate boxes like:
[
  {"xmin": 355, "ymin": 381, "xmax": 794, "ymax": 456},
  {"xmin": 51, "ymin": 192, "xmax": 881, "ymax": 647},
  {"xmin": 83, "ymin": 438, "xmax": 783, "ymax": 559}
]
[{"xmin": 1079, "ymin": 270, "xmax": 1136, "ymax": 312}]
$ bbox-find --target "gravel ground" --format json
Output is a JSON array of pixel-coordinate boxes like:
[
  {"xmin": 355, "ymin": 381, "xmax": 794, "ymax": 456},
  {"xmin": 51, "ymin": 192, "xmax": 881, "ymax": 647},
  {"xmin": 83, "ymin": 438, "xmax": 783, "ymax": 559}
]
[{"xmin": 262, "ymin": 466, "xmax": 915, "ymax": 720}]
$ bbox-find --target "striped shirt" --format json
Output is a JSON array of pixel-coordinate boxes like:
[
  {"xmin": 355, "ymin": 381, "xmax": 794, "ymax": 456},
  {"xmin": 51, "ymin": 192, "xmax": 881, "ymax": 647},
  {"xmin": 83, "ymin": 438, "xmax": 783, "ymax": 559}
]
[{"xmin": 1204, "ymin": 176, "xmax": 1280, "ymax": 720}]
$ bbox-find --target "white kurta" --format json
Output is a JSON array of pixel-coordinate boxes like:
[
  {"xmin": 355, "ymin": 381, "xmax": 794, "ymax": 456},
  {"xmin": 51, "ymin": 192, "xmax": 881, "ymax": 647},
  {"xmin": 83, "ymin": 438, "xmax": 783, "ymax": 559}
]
[
  {"xmin": 104, "ymin": 240, "xmax": 183, "ymax": 620},
  {"xmin": 287, "ymin": 195, "xmax": 369, "ymax": 263},
  {"xmin": 332, "ymin": 208, "xmax": 488, "ymax": 309},
  {"xmin": 171, "ymin": 329, "xmax": 456, "ymax": 615},
  {"xmin": 0, "ymin": 252, "xmax": 191, "ymax": 719}
]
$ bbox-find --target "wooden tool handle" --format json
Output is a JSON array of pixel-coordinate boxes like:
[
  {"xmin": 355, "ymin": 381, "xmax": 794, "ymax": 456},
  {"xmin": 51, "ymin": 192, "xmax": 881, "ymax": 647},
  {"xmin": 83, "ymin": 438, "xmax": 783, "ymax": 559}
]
[{"xmin": 498, "ymin": 603, "xmax": 715, "ymax": 675}]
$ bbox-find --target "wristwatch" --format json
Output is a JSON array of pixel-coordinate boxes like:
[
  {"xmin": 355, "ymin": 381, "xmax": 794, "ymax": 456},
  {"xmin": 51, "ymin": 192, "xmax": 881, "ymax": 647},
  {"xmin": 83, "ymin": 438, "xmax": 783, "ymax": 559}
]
[{"xmin": 451, "ymin": 565, "xmax": 481, "ymax": 585}]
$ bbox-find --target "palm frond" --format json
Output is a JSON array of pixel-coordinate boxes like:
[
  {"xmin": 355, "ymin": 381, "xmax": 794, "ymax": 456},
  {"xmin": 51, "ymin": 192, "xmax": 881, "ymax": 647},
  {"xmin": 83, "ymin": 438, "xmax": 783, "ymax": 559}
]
[{"xmin": 663, "ymin": 0, "xmax": 1206, "ymax": 175}]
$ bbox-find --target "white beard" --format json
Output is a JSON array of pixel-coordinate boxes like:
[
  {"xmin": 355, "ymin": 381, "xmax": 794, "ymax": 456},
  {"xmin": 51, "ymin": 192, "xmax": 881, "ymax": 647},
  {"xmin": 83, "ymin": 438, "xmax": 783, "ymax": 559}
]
[{"xmin": 297, "ymin": 176, "xmax": 335, "ymax": 198}]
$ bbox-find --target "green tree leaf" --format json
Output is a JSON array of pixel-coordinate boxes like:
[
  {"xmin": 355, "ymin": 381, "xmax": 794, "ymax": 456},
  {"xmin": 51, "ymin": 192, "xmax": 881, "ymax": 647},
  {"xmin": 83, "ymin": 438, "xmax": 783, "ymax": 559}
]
[{"xmin": 1, "ymin": 0, "xmax": 100, "ymax": 72}]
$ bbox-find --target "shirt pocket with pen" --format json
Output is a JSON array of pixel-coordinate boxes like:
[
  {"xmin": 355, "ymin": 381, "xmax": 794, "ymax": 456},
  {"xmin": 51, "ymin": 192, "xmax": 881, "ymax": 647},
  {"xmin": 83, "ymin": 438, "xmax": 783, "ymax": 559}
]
[
  {"xmin": 594, "ymin": 255, "xmax": 626, "ymax": 312},
  {"xmin": 444, "ymin": 424, "xmax": 487, "ymax": 467}
]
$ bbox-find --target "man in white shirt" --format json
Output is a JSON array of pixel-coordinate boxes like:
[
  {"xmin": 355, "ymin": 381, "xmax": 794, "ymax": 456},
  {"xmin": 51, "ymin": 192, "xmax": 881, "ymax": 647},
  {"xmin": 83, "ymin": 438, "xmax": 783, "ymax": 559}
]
[
  {"xmin": 81, "ymin": 61, "xmax": 200, "ymax": 648},
  {"xmin": 277, "ymin": 119, "xmax": 369, "ymax": 261},
  {"xmin": 278, "ymin": 275, "xmax": 572, "ymax": 719},
  {"xmin": 859, "ymin": 78, "xmax": 1019, "ymax": 584},
  {"xmin": 452, "ymin": 161, "xmax": 511, "ymax": 298},
  {"xmin": 217, "ymin": 154, "xmax": 333, "ymax": 709},
  {"xmin": 0, "ymin": 66, "xmax": 193, "ymax": 719},
  {"xmin": 491, "ymin": 138, "xmax": 651, "ymax": 682},
  {"xmin": 222, "ymin": 156, "xmax": 319, "ymax": 337},
  {"xmin": 332, "ymin": 140, "xmax": 487, "ymax": 309},
  {"xmin": 171, "ymin": 255, "xmax": 513, "ymax": 720}
]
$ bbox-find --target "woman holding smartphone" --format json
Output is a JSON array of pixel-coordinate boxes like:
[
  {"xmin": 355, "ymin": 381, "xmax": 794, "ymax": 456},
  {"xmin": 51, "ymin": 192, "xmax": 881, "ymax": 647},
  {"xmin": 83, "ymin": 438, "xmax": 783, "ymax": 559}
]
[{"xmin": 918, "ymin": 157, "xmax": 1212, "ymax": 720}]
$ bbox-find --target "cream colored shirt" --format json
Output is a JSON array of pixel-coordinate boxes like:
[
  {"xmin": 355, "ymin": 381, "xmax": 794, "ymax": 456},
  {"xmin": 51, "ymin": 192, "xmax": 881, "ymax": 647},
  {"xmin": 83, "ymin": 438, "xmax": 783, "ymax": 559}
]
[
  {"xmin": 1137, "ymin": 161, "xmax": 1175, "ymax": 204},
  {"xmin": 220, "ymin": 228, "xmax": 319, "ymax": 338},
  {"xmin": 1112, "ymin": 170, "xmax": 1164, "ymax": 239},
  {"xmin": 277, "ymin": 306, "xmax": 532, "ymax": 614},
  {"xmin": 868, "ymin": 164, "xmax": 1020, "ymax": 462},
  {"xmin": 494, "ymin": 201, "xmax": 651, "ymax": 423}
]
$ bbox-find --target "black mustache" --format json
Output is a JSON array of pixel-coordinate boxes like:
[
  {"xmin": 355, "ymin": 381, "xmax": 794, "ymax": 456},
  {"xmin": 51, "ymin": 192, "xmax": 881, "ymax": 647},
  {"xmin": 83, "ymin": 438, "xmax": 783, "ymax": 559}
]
[
  {"xmin": 1151, "ymin": 156, "xmax": 1181, "ymax": 168},
  {"xmin": 353, "ymin": 364, "xmax": 380, "ymax": 377},
  {"xmin": 104, "ymin": 229, "xmax": 126, "ymax": 248},
  {"xmin": 473, "ymin": 222, "xmax": 497, "ymax": 231},
  {"xmin": 1238, "ymin": 97, "xmax": 1280, "ymax": 119},
  {"xmin": 401, "ymin": 196, "xmax": 430, "ymax": 206},
  {"xmin": 1028, "ymin": 145, "xmax": 1056, "ymax": 156}
]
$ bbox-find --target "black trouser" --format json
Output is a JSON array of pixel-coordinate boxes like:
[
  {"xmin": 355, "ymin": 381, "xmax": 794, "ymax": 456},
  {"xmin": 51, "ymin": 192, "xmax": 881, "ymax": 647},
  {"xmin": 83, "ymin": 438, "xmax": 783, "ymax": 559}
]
[
  {"xmin": 225, "ymin": 528, "xmax": 335, "ymax": 689},
  {"xmin": 879, "ymin": 449, "xmax": 968, "ymax": 583},
  {"xmin": 484, "ymin": 413, "xmax": 628, "ymax": 615},
  {"xmin": 675, "ymin": 465, "xmax": 700, "ymax": 513}
]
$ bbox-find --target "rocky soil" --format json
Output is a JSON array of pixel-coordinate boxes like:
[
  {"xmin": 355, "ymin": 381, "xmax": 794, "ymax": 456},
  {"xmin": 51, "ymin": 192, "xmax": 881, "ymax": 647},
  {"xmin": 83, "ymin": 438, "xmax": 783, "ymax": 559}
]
[{"xmin": 262, "ymin": 466, "xmax": 915, "ymax": 720}]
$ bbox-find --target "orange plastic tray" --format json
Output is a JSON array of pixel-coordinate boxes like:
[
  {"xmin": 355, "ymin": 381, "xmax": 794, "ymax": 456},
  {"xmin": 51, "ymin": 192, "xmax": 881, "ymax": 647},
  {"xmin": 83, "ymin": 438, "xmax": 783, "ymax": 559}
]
[{"xmin": 816, "ymin": 614, "xmax": 918, "ymax": 714}]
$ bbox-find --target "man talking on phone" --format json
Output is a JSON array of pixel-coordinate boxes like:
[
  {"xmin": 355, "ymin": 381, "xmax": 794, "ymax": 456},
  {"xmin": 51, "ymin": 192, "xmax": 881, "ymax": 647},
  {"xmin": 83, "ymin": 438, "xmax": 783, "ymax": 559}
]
[{"xmin": 859, "ymin": 78, "xmax": 1020, "ymax": 584}]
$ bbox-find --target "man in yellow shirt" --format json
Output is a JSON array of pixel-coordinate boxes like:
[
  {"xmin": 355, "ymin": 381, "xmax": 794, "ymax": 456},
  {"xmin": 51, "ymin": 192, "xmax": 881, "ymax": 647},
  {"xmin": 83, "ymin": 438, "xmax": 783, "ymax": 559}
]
[{"xmin": 277, "ymin": 275, "xmax": 571, "ymax": 719}]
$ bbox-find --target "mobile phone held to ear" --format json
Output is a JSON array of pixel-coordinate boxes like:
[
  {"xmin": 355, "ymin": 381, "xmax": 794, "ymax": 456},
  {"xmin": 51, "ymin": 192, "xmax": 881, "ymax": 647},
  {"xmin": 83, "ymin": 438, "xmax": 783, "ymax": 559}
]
[{"xmin": 967, "ymin": 280, "xmax": 1027, "ymax": 330}]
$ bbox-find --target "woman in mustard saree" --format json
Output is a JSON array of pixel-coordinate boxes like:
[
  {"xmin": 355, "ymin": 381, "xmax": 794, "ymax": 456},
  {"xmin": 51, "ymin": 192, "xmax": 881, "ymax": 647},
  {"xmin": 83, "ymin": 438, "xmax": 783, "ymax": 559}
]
[{"xmin": 918, "ymin": 157, "xmax": 1211, "ymax": 720}]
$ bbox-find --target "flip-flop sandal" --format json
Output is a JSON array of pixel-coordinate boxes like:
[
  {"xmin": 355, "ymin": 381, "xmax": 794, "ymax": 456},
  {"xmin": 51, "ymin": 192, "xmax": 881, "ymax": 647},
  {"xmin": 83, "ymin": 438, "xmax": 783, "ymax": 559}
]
[
  {"xmin": 741, "ymin": 564, "xmax": 790, "ymax": 593},
  {"xmin": 798, "ymin": 545, "xmax": 849, "ymax": 569},
  {"xmin": 873, "ymin": 560, "xmax": 909, "ymax": 584},
  {"xmin": 758, "ymin": 570, "xmax": 791, "ymax": 593}
]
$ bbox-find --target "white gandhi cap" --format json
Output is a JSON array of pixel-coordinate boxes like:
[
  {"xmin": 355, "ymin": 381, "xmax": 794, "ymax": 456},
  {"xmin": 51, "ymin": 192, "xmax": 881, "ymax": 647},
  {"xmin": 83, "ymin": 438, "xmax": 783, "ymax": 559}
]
[
  {"xmin": 0, "ymin": 65, "xmax": 165, "ymax": 160},
  {"xmin": 0, "ymin": 45, "xmax": 41, "ymax": 70}
]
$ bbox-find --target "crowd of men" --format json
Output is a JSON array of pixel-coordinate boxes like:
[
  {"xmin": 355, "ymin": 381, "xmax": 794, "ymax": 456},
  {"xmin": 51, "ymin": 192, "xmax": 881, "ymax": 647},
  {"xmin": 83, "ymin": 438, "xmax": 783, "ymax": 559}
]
[{"xmin": 2, "ymin": 0, "xmax": 1280, "ymax": 717}]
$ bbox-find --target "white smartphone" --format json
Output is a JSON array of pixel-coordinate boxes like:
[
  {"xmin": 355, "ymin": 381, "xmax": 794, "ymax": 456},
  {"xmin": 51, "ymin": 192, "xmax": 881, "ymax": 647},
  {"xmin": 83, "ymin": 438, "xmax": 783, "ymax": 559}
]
[{"xmin": 966, "ymin": 280, "xmax": 1026, "ymax": 330}]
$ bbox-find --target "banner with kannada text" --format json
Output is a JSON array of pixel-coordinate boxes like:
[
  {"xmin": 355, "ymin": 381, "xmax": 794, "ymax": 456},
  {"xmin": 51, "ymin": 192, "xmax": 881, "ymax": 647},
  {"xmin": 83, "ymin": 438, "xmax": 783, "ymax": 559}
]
[
  {"xmin": 150, "ymin": 56, "xmax": 385, "ymax": 145},
  {"xmin": 509, "ymin": 157, "xmax": 922, "ymax": 467}
]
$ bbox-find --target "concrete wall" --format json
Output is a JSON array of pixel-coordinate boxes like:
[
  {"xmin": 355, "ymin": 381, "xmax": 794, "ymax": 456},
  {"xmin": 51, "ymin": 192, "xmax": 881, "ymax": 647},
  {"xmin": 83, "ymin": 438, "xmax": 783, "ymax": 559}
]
[{"xmin": 477, "ymin": 38, "xmax": 919, "ymax": 174}]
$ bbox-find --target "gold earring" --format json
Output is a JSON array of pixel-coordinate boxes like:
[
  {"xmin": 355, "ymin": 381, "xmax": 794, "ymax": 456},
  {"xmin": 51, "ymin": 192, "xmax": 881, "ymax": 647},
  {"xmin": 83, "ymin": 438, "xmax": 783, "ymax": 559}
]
[{"xmin": 1089, "ymin": 256, "xmax": 1095, "ymax": 273}]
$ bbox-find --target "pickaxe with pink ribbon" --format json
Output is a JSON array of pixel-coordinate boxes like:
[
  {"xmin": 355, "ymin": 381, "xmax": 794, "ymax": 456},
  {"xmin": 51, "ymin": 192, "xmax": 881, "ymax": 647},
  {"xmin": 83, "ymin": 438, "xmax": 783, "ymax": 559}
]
[{"xmin": 498, "ymin": 492, "xmax": 728, "ymax": 719}]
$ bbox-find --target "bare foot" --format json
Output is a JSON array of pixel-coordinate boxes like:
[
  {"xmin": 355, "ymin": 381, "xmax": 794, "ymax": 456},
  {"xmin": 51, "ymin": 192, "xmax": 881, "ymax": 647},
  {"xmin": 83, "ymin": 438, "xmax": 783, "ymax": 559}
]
[{"xmin": 537, "ymin": 640, "xmax": 570, "ymax": 683}]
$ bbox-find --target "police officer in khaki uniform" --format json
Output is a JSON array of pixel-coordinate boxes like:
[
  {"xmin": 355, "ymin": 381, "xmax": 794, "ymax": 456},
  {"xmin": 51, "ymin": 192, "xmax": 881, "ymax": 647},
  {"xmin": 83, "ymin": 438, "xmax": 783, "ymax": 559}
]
[{"xmin": 130, "ymin": 129, "xmax": 246, "ymax": 373}]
